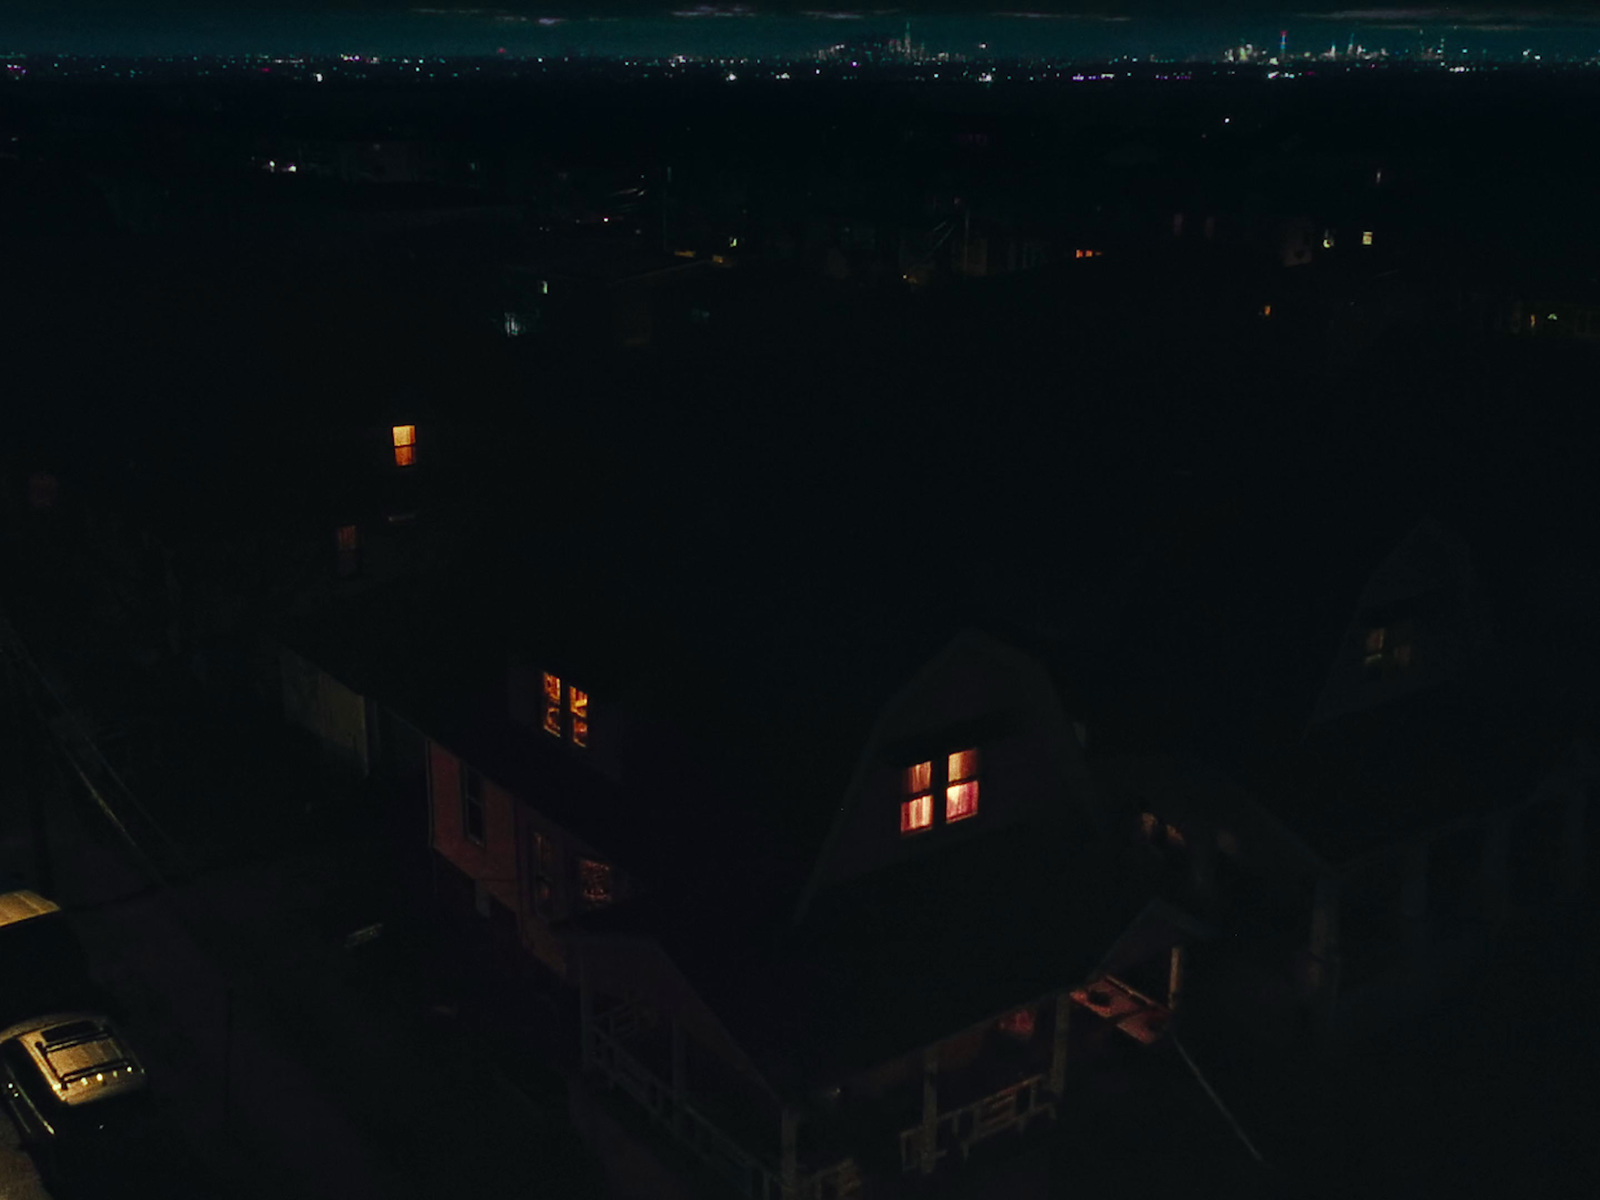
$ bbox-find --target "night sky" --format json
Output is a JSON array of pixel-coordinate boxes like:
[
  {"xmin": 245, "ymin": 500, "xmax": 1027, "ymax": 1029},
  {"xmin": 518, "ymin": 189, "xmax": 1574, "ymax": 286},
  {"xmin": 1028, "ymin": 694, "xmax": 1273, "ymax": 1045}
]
[{"xmin": 7, "ymin": 2, "xmax": 1600, "ymax": 57}]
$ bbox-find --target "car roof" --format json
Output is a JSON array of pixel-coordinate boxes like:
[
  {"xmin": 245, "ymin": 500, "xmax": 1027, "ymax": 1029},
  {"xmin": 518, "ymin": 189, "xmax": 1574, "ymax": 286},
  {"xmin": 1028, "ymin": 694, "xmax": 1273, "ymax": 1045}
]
[
  {"xmin": 0, "ymin": 891, "xmax": 61, "ymax": 931},
  {"xmin": 1, "ymin": 1013, "xmax": 145, "ymax": 1108}
]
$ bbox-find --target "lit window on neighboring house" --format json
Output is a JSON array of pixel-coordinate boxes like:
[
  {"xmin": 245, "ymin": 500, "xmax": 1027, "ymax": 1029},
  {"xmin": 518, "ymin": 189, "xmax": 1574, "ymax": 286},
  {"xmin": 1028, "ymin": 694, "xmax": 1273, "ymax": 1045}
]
[
  {"xmin": 503, "ymin": 311, "xmax": 524, "ymax": 337},
  {"xmin": 1364, "ymin": 626, "xmax": 1386, "ymax": 671},
  {"xmin": 462, "ymin": 766, "xmax": 485, "ymax": 845},
  {"xmin": 392, "ymin": 424, "xmax": 416, "ymax": 467},
  {"xmin": 579, "ymin": 858, "xmax": 615, "ymax": 906},
  {"xmin": 1365, "ymin": 625, "xmax": 1414, "ymax": 676},
  {"xmin": 901, "ymin": 760, "xmax": 933, "ymax": 834},
  {"xmin": 568, "ymin": 686, "xmax": 588, "ymax": 748},
  {"xmin": 946, "ymin": 748, "xmax": 980, "ymax": 822},
  {"xmin": 1362, "ymin": 230, "xmax": 1374, "ymax": 246},
  {"xmin": 1322, "ymin": 230, "xmax": 1335, "ymax": 250},
  {"xmin": 1260, "ymin": 303, "xmax": 1273, "ymax": 317},
  {"xmin": 542, "ymin": 673, "xmax": 562, "ymax": 737}
]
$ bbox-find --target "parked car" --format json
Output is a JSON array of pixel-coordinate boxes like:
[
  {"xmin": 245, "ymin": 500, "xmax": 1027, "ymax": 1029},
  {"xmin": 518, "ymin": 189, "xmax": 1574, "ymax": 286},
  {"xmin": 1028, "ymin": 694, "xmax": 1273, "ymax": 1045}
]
[{"xmin": 0, "ymin": 1012, "xmax": 151, "ymax": 1186}]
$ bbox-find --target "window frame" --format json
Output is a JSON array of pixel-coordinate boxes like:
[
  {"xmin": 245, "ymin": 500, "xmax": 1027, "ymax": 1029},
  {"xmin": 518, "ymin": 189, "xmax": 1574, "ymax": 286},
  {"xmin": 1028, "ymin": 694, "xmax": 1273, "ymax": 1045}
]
[
  {"xmin": 900, "ymin": 760, "xmax": 934, "ymax": 835},
  {"xmin": 945, "ymin": 747, "xmax": 980, "ymax": 823}
]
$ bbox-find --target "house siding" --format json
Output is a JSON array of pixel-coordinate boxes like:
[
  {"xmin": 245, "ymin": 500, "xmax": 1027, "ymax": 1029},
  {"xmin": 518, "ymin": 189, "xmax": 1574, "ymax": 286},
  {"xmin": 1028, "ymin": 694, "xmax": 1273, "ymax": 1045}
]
[
  {"xmin": 428, "ymin": 740, "xmax": 520, "ymax": 915},
  {"xmin": 279, "ymin": 646, "xmax": 369, "ymax": 775}
]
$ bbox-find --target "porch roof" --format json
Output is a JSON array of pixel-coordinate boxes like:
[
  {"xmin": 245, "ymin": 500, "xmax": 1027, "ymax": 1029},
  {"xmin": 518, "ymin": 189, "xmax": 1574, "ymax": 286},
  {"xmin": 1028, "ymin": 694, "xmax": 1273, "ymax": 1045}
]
[{"xmin": 568, "ymin": 823, "xmax": 1152, "ymax": 1098}]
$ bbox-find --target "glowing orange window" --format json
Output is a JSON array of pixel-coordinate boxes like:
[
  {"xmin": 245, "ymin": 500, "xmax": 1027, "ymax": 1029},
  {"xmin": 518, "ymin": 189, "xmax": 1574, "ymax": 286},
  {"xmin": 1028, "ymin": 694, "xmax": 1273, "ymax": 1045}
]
[
  {"xmin": 568, "ymin": 687, "xmax": 588, "ymax": 748},
  {"xmin": 392, "ymin": 424, "xmax": 416, "ymax": 467},
  {"xmin": 946, "ymin": 748, "xmax": 979, "ymax": 822},
  {"xmin": 901, "ymin": 760, "xmax": 933, "ymax": 834},
  {"xmin": 542, "ymin": 672, "xmax": 562, "ymax": 737}
]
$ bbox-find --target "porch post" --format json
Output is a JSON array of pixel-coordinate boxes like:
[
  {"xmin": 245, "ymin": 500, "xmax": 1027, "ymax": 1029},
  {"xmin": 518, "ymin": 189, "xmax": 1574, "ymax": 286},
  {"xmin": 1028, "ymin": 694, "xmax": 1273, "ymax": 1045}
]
[
  {"xmin": 1561, "ymin": 787, "xmax": 1588, "ymax": 900},
  {"xmin": 1481, "ymin": 812, "xmax": 1511, "ymax": 928},
  {"xmin": 1167, "ymin": 945, "xmax": 1186, "ymax": 1013},
  {"xmin": 671, "ymin": 1017, "xmax": 687, "ymax": 1137},
  {"xmin": 780, "ymin": 1105, "xmax": 800, "ymax": 1199},
  {"xmin": 919, "ymin": 1045, "xmax": 939, "ymax": 1175},
  {"xmin": 1048, "ymin": 990, "xmax": 1071, "ymax": 1097}
]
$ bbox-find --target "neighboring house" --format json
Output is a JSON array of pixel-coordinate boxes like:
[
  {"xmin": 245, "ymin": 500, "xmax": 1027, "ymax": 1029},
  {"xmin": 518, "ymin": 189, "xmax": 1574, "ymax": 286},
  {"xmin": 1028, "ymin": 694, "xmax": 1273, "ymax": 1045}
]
[{"xmin": 1067, "ymin": 516, "xmax": 1597, "ymax": 1050}]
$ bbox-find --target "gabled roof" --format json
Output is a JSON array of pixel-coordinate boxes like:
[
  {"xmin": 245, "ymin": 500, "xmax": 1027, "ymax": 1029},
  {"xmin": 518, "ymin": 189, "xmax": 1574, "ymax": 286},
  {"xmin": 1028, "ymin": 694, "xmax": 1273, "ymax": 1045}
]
[{"xmin": 1257, "ymin": 658, "xmax": 1589, "ymax": 865}]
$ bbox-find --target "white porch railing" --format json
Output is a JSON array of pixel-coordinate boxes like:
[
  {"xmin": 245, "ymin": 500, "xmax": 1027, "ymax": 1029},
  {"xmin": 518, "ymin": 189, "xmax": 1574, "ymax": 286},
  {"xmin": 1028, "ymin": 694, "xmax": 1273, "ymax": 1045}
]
[
  {"xmin": 588, "ymin": 1020, "xmax": 786, "ymax": 1200},
  {"xmin": 898, "ymin": 1073, "xmax": 1055, "ymax": 1171}
]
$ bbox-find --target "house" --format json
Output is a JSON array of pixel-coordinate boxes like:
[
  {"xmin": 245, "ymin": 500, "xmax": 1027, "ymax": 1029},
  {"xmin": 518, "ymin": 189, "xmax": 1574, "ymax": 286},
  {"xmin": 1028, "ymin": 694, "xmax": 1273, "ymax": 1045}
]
[
  {"xmin": 1040, "ymin": 512, "xmax": 1598, "ymax": 1051},
  {"xmin": 563, "ymin": 624, "xmax": 1170, "ymax": 1200}
]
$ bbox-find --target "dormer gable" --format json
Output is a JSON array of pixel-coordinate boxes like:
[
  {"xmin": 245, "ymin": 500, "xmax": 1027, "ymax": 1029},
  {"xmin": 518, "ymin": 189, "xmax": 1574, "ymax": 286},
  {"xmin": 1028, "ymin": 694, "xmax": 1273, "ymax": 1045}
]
[
  {"xmin": 1309, "ymin": 516, "xmax": 1491, "ymax": 728},
  {"xmin": 793, "ymin": 629, "xmax": 1104, "ymax": 923}
]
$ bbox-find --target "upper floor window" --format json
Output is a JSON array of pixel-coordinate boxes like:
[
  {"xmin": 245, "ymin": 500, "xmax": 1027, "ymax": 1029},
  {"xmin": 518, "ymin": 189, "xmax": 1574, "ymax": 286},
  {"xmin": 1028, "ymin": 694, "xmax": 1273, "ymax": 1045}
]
[
  {"xmin": 579, "ymin": 858, "xmax": 615, "ymax": 906},
  {"xmin": 542, "ymin": 672, "xmax": 590, "ymax": 748},
  {"xmin": 462, "ymin": 766, "xmax": 485, "ymax": 845},
  {"xmin": 569, "ymin": 687, "xmax": 589, "ymax": 748},
  {"xmin": 542, "ymin": 672, "xmax": 563, "ymax": 737},
  {"xmin": 946, "ymin": 748, "xmax": 980, "ymax": 822},
  {"xmin": 1363, "ymin": 624, "xmax": 1414, "ymax": 677},
  {"xmin": 392, "ymin": 424, "xmax": 416, "ymax": 467},
  {"xmin": 901, "ymin": 760, "xmax": 933, "ymax": 834}
]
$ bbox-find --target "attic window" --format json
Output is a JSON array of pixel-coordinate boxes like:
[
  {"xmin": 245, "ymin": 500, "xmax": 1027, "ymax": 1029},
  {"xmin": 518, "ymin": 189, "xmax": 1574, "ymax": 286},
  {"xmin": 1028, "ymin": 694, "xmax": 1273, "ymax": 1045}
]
[
  {"xmin": 542, "ymin": 673, "xmax": 562, "ymax": 737},
  {"xmin": 946, "ymin": 748, "xmax": 980, "ymax": 822},
  {"xmin": 392, "ymin": 424, "xmax": 416, "ymax": 467},
  {"xmin": 901, "ymin": 761, "xmax": 934, "ymax": 834}
]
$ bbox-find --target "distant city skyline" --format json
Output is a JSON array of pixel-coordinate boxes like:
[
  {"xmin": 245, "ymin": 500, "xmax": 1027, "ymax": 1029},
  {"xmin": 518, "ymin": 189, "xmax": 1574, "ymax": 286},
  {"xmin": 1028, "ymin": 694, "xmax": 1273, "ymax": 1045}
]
[{"xmin": 7, "ymin": 4, "xmax": 1600, "ymax": 58}]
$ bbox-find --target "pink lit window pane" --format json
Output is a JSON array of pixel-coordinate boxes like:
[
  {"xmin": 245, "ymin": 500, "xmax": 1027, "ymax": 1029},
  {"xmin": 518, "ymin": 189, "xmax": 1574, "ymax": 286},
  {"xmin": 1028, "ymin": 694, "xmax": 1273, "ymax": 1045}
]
[
  {"xmin": 900, "ymin": 794, "xmax": 932, "ymax": 834},
  {"xmin": 906, "ymin": 761, "xmax": 932, "ymax": 795},
  {"xmin": 948, "ymin": 748, "xmax": 979, "ymax": 783},
  {"xmin": 946, "ymin": 780, "xmax": 979, "ymax": 822}
]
